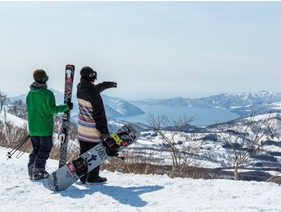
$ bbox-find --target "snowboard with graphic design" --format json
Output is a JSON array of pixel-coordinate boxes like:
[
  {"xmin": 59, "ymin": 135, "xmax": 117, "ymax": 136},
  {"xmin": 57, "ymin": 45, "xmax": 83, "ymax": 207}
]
[{"xmin": 48, "ymin": 123, "xmax": 140, "ymax": 191}]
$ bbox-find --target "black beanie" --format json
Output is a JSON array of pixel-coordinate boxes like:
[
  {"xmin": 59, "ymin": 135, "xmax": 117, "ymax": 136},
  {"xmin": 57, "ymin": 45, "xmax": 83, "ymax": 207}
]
[
  {"xmin": 80, "ymin": 66, "xmax": 97, "ymax": 81},
  {"xmin": 33, "ymin": 69, "xmax": 49, "ymax": 83}
]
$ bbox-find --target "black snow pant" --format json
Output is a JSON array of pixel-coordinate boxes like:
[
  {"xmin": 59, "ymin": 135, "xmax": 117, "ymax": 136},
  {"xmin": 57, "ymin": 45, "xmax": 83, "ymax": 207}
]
[
  {"xmin": 28, "ymin": 136, "xmax": 53, "ymax": 170},
  {"xmin": 79, "ymin": 140, "xmax": 101, "ymax": 183}
]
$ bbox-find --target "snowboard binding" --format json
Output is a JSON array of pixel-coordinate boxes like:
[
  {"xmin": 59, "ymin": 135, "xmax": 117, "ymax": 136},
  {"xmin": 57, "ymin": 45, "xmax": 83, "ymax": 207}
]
[
  {"xmin": 102, "ymin": 130, "xmax": 136, "ymax": 156},
  {"xmin": 72, "ymin": 157, "xmax": 88, "ymax": 177},
  {"xmin": 103, "ymin": 138, "xmax": 120, "ymax": 156}
]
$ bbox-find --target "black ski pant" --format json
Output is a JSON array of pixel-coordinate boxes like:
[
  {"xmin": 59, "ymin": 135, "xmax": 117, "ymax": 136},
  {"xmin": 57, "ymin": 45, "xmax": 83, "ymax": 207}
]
[
  {"xmin": 79, "ymin": 140, "xmax": 101, "ymax": 182},
  {"xmin": 28, "ymin": 136, "xmax": 53, "ymax": 170}
]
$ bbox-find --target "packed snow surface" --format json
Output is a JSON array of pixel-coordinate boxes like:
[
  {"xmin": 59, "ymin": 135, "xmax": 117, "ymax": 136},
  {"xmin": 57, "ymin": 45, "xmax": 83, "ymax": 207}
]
[{"xmin": 1, "ymin": 147, "xmax": 281, "ymax": 212}]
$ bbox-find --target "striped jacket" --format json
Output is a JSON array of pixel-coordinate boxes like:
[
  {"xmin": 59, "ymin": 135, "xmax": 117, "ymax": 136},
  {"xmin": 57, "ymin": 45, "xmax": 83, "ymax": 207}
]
[{"xmin": 77, "ymin": 78, "xmax": 114, "ymax": 143}]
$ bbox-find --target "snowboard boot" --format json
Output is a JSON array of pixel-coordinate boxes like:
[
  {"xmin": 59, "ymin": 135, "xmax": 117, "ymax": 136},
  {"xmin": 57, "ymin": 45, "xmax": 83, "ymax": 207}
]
[
  {"xmin": 86, "ymin": 176, "xmax": 107, "ymax": 184},
  {"xmin": 32, "ymin": 168, "xmax": 49, "ymax": 180},
  {"xmin": 28, "ymin": 164, "xmax": 34, "ymax": 178},
  {"xmin": 79, "ymin": 175, "xmax": 88, "ymax": 184}
]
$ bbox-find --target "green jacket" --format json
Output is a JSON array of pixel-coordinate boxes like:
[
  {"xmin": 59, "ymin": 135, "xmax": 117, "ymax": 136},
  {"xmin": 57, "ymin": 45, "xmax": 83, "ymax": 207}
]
[{"xmin": 26, "ymin": 82, "xmax": 69, "ymax": 136}]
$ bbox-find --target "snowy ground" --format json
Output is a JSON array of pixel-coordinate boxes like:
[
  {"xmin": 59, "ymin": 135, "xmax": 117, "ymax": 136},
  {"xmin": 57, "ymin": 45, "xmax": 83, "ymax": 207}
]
[
  {"xmin": 0, "ymin": 110, "xmax": 26, "ymax": 127},
  {"xmin": 1, "ymin": 147, "xmax": 281, "ymax": 212}
]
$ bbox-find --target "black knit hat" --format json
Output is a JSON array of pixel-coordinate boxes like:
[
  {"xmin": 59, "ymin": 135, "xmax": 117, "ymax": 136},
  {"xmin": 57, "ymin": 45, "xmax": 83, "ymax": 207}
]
[
  {"xmin": 33, "ymin": 69, "xmax": 49, "ymax": 83},
  {"xmin": 80, "ymin": 66, "xmax": 97, "ymax": 81}
]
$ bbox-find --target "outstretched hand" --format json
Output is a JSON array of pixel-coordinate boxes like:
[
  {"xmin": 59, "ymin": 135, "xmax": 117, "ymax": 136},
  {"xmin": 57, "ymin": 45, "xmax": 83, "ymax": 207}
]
[
  {"xmin": 107, "ymin": 81, "xmax": 117, "ymax": 88},
  {"xmin": 111, "ymin": 82, "xmax": 117, "ymax": 88}
]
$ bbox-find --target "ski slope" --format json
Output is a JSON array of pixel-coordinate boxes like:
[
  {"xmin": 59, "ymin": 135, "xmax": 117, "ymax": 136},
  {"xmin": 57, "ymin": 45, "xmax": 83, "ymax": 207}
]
[{"xmin": 1, "ymin": 147, "xmax": 281, "ymax": 212}]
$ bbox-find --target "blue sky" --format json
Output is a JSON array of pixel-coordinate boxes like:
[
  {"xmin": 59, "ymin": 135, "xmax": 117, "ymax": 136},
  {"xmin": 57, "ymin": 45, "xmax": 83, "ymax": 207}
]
[{"xmin": 1, "ymin": 1, "xmax": 281, "ymax": 100}]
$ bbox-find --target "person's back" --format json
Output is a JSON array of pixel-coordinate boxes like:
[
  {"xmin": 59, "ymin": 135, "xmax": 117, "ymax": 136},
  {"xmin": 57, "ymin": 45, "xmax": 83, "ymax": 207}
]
[
  {"xmin": 77, "ymin": 66, "xmax": 117, "ymax": 184},
  {"xmin": 27, "ymin": 84, "xmax": 57, "ymax": 136},
  {"xmin": 77, "ymin": 77, "xmax": 107, "ymax": 143},
  {"xmin": 26, "ymin": 69, "xmax": 72, "ymax": 180}
]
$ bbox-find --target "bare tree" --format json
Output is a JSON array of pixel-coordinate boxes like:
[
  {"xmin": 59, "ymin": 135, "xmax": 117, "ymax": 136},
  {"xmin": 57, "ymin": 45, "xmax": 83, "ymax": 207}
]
[
  {"xmin": 146, "ymin": 114, "xmax": 204, "ymax": 172},
  {"xmin": 216, "ymin": 114, "xmax": 279, "ymax": 180},
  {"xmin": 7, "ymin": 99, "xmax": 27, "ymax": 119},
  {"xmin": 0, "ymin": 91, "xmax": 8, "ymax": 113}
]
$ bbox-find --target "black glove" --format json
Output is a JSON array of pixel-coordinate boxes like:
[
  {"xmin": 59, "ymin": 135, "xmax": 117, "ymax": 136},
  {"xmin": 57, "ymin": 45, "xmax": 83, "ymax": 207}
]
[
  {"xmin": 112, "ymin": 82, "xmax": 117, "ymax": 88},
  {"xmin": 106, "ymin": 81, "xmax": 117, "ymax": 88},
  {"xmin": 101, "ymin": 133, "xmax": 110, "ymax": 140},
  {"xmin": 67, "ymin": 102, "xmax": 73, "ymax": 110}
]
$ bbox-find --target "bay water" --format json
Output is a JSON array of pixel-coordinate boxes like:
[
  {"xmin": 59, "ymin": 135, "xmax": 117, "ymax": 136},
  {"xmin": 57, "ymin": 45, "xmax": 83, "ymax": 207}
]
[{"xmin": 116, "ymin": 105, "xmax": 239, "ymax": 126}]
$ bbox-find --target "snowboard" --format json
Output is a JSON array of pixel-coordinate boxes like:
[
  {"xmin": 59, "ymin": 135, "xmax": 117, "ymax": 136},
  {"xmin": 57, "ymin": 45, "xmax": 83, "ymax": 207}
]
[
  {"xmin": 48, "ymin": 123, "xmax": 140, "ymax": 191},
  {"xmin": 58, "ymin": 64, "xmax": 75, "ymax": 168}
]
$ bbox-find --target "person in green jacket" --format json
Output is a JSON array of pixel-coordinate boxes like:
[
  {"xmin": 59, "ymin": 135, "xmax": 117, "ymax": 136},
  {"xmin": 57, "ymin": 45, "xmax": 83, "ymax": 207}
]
[{"xmin": 26, "ymin": 69, "xmax": 73, "ymax": 180}]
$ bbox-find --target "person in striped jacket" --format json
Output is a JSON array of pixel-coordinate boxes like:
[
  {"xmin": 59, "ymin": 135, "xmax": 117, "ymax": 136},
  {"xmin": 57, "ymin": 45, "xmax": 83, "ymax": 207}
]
[{"xmin": 77, "ymin": 66, "xmax": 117, "ymax": 184}]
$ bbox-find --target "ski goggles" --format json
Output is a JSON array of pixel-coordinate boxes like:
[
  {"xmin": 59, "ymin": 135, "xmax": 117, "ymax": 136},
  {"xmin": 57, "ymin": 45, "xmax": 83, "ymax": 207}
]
[{"xmin": 36, "ymin": 76, "xmax": 49, "ymax": 83}]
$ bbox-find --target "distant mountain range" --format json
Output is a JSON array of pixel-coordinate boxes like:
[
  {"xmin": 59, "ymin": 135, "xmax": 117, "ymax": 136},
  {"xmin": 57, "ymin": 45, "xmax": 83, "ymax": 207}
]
[
  {"xmin": 9, "ymin": 90, "xmax": 281, "ymax": 120},
  {"xmin": 129, "ymin": 91, "xmax": 281, "ymax": 117}
]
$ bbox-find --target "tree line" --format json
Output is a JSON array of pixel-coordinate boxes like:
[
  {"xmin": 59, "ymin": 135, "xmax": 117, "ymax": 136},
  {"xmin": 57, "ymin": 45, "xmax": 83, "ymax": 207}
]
[{"xmin": 0, "ymin": 91, "xmax": 26, "ymax": 119}]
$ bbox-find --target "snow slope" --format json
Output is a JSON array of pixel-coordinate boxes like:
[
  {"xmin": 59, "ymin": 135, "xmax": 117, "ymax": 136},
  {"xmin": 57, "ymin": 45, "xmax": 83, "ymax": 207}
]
[
  {"xmin": 0, "ymin": 110, "xmax": 26, "ymax": 127},
  {"xmin": 1, "ymin": 147, "xmax": 281, "ymax": 212}
]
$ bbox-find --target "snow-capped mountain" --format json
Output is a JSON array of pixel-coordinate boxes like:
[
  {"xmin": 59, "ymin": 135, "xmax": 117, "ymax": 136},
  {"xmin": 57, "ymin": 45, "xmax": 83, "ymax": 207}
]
[
  {"xmin": 130, "ymin": 91, "xmax": 281, "ymax": 117},
  {"xmin": 130, "ymin": 91, "xmax": 281, "ymax": 107},
  {"xmin": 111, "ymin": 100, "xmax": 144, "ymax": 117}
]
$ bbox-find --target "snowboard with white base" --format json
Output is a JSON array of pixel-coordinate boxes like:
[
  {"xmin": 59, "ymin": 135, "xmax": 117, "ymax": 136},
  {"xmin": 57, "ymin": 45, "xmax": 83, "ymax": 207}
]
[{"xmin": 48, "ymin": 123, "xmax": 140, "ymax": 191}]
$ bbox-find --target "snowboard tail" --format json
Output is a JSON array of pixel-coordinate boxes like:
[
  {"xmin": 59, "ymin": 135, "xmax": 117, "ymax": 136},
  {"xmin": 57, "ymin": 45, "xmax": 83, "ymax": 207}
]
[{"xmin": 48, "ymin": 123, "xmax": 140, "ymax": 191}]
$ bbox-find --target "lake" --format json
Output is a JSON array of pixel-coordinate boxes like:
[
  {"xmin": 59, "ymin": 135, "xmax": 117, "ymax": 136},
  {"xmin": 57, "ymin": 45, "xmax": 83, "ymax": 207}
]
[{"xmin": 116, "ymin": 105, "xmax": 239, "ymax": 126}]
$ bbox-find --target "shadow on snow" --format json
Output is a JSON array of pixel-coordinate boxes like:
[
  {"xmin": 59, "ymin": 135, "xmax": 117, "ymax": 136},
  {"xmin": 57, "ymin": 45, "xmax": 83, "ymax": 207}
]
[{"xmin": 43, "ymin": 181, "xmax": 164, "ymax": 208}]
